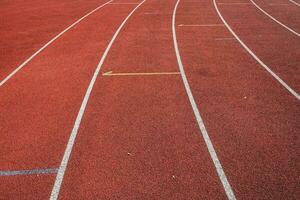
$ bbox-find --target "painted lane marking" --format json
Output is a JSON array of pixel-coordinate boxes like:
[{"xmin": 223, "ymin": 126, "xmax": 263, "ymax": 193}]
[
  {"xmin": 215, "ymin": 37, "xmax": 235, "ymax": 40},
  {"xmin": 213, "ymin": 0, "xmax": 300, "ymax": 100},
  {"xmin": 250, "ymin": 0, "xmax": 300, "ymax": 37},
  {"xmin": 178, "ymin": 24, "xmax": 224, "ymax": 27},
  {"xmin": 50, "ymin": 1, "xmax": 147, "ymax": 199},
  {"xmin": 109, "ymin": 2, "xmax": 139, "ymax": 4},
  {"xmin": 0, "ymin": 168, "xmax": 58, "ymax": 176},
  {"xmin": 289, "ymin": 0, "xmax": 300, "ymax": 6},
  {"xmin": 0, "ymin": 0, "xmax": 113, "ymax": 87},
  {"xmin": 268, "ymin": 3, "xmax": 289, "ymax": 6},
  {"xmin": 144, "ymin": 12, "xmax": 160, "ymax": 15},
  {"xmin": 172, "ymin": 1, "xmax": 236, "ymax": 199},
  {"xmin": 218, "ymin": 2, "xmax": 251, "ymax": 5},
  {"xmin": 143, "ymin": 12, "xmax": 172, "ymax": 15},
  {"xmin": 102, "ymin": 71, "xmax": 180, "ymax": 76}
]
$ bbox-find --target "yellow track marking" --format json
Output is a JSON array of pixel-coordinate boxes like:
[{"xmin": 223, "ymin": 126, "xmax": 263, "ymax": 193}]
[{"xmin": 102, "ymin": 71, "xmax": 180, "ymax": 76}]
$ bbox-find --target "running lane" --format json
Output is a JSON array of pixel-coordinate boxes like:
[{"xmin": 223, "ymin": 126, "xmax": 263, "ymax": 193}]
[
  {"xmin": 215, "ymin": 0, "xmax": 300, "ymax": 93},
  {"xmin": 176, "ymin": 0, "xmax": 299, "ymax": 199},
  {"xmin": 55, "ymin": 0, "xmax": 229, "ymax": 199},
  {"xmin": 0, "ymin": 0, "xmax": 108, "ymax": 81},
  {"xmin": 250, "ymin": 0, "xmax": 300, "ymax": 33},
  {"xmin": 0, "ymin": 3, "xmax": 137, "ymax": 199}
]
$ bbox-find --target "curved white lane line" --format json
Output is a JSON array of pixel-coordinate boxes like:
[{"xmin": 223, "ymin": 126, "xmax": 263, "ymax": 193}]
[
  {"xmin": 49, "ymin": 1, "xmax": 146, "ymax": 199},
  {"xmin": 172, "ymin": 1, "xmax": 236, "ymax": 199},
  {"xmin": 214, "ymin": 0, "xmax": 300, "ymax": 100},
  {"xmin": 0, "ymin": 0, "xmax": 113, "ymax": 87},
  {"xmin": 289, "ymin": 0, "xmax": 300, "ymax": 6},
  {"xmin": 250, "ymin": 0, "xmax": 300, "ymax": 37}
]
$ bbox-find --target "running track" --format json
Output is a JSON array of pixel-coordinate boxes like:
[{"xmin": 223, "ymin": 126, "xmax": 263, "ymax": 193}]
[{"xmin": 0, "ymin": 0, "xmax": 299, "ymax": 199}]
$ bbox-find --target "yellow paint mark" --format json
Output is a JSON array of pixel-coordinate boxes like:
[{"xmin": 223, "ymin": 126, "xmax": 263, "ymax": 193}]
[{"xmin": 102, "ymin": 71, "xmax": 180, "ymax": 76}]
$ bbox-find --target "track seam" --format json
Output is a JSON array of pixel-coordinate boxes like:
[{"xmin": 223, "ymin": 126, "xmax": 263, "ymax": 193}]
[
  {"xmin": 49, "ymin": 1, "xmax": 147, "ymax": 199},
  {"xmin": 172, "ymin": 0, "xmax": 236, "ymax": 199},
  {"xmin": 213, "ymin": 0, "xmax": 300, "ymax": 100},
  {"xmin": 250, "ymin": 0, "xmax": 300, "ymax": 37},
  {"xmin": 0, "ymin": 0, "xmax": 113, "ymax": 87}
]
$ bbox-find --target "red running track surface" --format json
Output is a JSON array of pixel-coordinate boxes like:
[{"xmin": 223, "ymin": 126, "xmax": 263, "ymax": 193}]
[
  {"xmin": 0, "ymin": 0, "xmax": 109, "ymax": 81},
  {"xmin": 0, "ymin": 0, "xmax": 299, "ymax": 199}
]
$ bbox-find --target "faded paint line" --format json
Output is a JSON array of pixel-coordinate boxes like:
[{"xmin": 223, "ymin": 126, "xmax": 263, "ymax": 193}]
[
  {"xmin": 0, "ymin": 168, "xmax": 58, "ymax": 176},
  {"xmin": 178, "ymin": 24, "xmax": 224, "ymax": 27},
  {"xmin": 218, "ymin": 2, "xmax": 251, "ymax": 5}
]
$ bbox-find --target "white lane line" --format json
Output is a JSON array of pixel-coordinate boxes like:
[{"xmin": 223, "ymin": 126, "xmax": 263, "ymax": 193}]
[
  {"xmin": 213, "ymin": 0, "xmax": 300, "ymax": 100},
  {"xmin": 172, "ymin": 1, "xmax": 236, "ymax": 200},
  {"xmin": 49, "ymin": 1, "xmax": 146, "ymax": 199},
  {"xmin": 250, "ymin": 0, "xmax": 300, "ymax": 37},
  {"xmin": 178, "ymin": 24, "xmax": 224, "ymax": 27},
  {"xmin": 0, "ymin": 168, "xmax": 58, "ymax": 176},
  {"xmin": 102, "ymin": 71, "xmax": 180, "ymax": 76},
  {"xmin": 289, "ymin": 0, "xmax": 300, "ymax": 6},
  {"xmin": 0, "ymin": 0, "xmax": 113, "ymax": 87}
]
